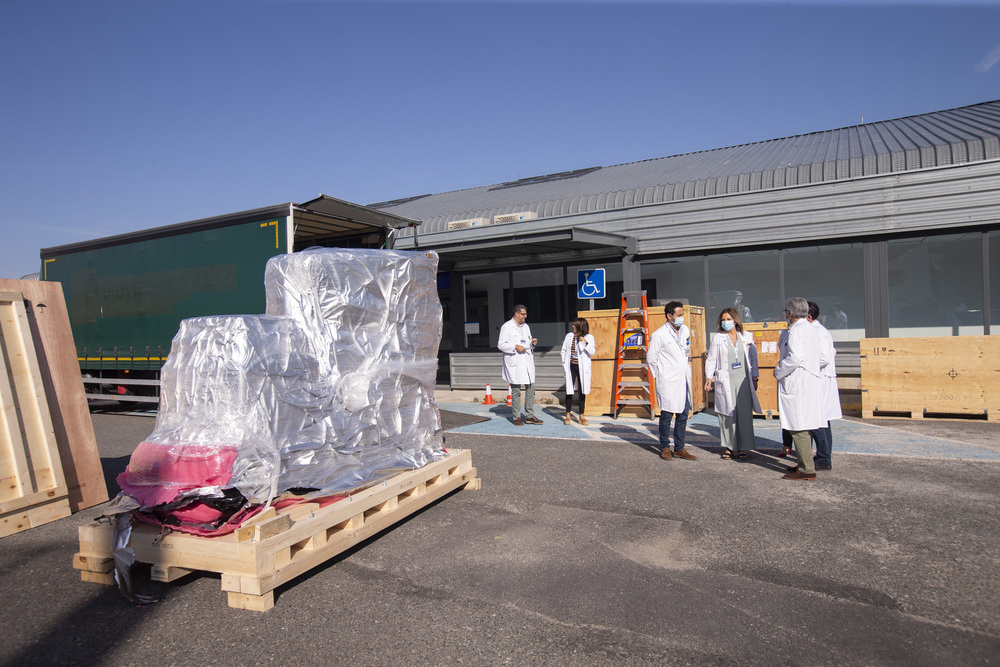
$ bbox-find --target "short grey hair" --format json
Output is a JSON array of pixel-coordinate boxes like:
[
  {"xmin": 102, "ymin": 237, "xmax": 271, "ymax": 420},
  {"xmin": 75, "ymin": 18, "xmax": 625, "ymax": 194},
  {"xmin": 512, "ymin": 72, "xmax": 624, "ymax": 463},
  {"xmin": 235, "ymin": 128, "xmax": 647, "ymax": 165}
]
[
  {"xmin": 786, "ymin": 297, "xmax": 809, "ymax": 319},
  {"xmin": 513, "ymin": 304, "xmax": 527, "ymax": 315}
]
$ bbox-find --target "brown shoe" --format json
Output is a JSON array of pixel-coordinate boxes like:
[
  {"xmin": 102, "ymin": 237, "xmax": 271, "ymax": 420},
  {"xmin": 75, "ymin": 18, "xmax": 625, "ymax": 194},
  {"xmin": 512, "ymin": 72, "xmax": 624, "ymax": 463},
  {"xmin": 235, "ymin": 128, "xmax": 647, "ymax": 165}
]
[
  {"xmin": 782, "ymin": 471, "xmax": 817, "ymax": 481},
  {"xmin": 785, "ymin": 464, "xmax": 799, "ymax": 473},
  {"xmin": 513, "ymin": 418, "xmax": 524, "ymax": 426},
  {"xmin": 525, "ymin": 416, "xmax": 544, "ymax": 425},
  {"xmin": 659, "ymin": 448, "xmax": 673, "ymax": 460},
  {"xmin": 564, "ymin": 413, "xmax": 572, "ymax": 424},
  {"xmin": 579, "ymin": 416, "xmax": 589, "ymax": 426},
  {"xmin": 674, "ymin": 449, "xmax": 698, "ymax": 460}
]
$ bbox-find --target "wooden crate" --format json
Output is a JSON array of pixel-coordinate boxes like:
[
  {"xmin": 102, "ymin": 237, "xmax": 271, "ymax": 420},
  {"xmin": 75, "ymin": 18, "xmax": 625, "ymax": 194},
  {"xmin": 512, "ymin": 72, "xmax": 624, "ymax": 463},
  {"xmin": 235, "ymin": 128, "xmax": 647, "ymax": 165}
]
[
  {"xmin": 582, "ymin": 308, "xmax": 623, "ymax": 360},
  {"xmin": 1, "ymin": 291, "xmax": 72, "ymax": 537},
  {"xmin": 0, "ymin": 280, "xmax": 107, "ymax": 512},
  {"xmin": 753, "ymin": 371, "xmax": 780, "ymax": 418},
  {"xmin": 743, "ymin": 322, "xmax": 786, "ymax": 419},
  {"xmin": 860, "ymin": 336, "xmax": 1000, "ymax": 421},
  {"xmin": 743, "ymin": 322, "xmax": 786, "ymax": 368},
  {"xmin": 582, "ymin": 305, "xmax": 706, "ymax": 417},
  {"xmin": 587, "ymin": 359, "xmax": 615, "ymax": 418},
  {"xmin": 74, "ymin": 449, "xmax": 479, "ymax": 611}
]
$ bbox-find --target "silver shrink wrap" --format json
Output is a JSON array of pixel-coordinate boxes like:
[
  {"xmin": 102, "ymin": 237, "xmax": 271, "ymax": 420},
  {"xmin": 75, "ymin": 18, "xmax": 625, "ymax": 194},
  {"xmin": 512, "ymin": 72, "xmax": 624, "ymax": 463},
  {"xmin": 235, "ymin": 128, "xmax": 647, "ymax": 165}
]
[{"xmin": 118, "ymin": 248, "xmax": 445, "ymax": 522}]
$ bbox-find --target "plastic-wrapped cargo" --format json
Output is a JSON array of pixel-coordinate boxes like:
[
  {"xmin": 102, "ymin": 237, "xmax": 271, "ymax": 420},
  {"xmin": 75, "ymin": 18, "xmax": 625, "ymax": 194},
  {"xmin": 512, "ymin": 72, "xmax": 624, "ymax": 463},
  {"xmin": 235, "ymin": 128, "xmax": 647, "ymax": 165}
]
[
  {"xmin": 264, "ymin": 248, "xmax": 445, "ymax": 494},
  {"xmin": 116, "ymin": 249, "xmax": 445, "ymax": 534}
]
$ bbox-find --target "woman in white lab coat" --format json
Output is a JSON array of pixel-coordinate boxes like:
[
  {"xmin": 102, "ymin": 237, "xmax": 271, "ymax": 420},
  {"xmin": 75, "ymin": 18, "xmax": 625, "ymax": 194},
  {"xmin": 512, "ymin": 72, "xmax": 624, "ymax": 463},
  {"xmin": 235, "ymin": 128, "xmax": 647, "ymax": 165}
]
[
  {"xmin": 561, "ymin": 317, "xmax": 595, "ymax": 425},
  {"xmin": 705, "ymin": 308, "xmax": 761, "ymax": 459}
]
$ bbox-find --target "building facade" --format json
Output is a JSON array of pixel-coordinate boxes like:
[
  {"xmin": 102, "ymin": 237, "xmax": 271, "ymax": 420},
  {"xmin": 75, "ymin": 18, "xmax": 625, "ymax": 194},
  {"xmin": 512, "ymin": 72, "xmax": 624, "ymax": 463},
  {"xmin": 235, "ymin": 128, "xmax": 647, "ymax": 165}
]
[{"xmin": 376, "ymin": 100, "xmax": 1000, "ymax": 386}]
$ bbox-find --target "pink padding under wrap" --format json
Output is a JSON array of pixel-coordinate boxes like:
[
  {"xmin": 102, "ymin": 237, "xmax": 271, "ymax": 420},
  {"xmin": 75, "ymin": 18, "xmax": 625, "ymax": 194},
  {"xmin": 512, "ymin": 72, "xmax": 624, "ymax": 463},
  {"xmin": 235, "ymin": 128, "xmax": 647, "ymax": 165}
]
[{"xmin": 117, "ymin": 441, "xmax": 238, "ymax": 507}]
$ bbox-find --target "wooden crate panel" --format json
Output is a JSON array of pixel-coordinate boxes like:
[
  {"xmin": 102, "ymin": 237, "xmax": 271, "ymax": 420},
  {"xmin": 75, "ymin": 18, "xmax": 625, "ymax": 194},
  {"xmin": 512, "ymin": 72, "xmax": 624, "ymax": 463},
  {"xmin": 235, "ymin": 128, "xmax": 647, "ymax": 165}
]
[
  {"xmin": 738, "ymin": 322, "xmax": 785, "ymax": 418},
  {"xmin": 75, "ymin": 450, "xmax": 480, "ymax": 611},
  {"xmin": 0, "ymin": 280, "xmax": 107, "ymax": 512},
  {"xmin": 580, "ymin": 309, "xmax": 622, "ymax": 360},
  {"xmin": 753, "ymin": 370, "xmax": 780, "ymax": 418},
  {"xmin": 1, "ymin": 291, "xmax": 71, "ymax": 538},
  {"xmin": 585, "ymin": 359, "xmax": 615, "ymax": 417},
  {"xmin": 860, "ymin": 336, "xmax": 1000, "ymax": 420},
  {"xmin": 744, "ymin": 322, "xmax": 787, "ymax": 368}
]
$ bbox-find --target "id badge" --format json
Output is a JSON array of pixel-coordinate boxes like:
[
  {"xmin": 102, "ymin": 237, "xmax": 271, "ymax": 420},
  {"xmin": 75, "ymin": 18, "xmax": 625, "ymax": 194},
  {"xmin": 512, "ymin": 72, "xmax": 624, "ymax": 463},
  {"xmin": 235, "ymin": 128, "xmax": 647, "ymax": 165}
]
[{"xmin": 732, "ymin": 361, "xmax": 742, "ymax": 369}]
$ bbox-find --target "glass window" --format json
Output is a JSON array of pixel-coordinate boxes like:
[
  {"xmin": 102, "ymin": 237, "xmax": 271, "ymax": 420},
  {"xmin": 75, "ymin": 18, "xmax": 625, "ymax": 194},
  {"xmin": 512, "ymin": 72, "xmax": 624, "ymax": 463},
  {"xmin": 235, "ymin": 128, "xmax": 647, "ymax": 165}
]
[
  {"xmin": 888, "ymin": 233, "xmax": 984, "ymax": 337},
  {"xmin": 707, "ymin": 249, "xmax": 780, "ymax": 329},
  {"xmin": 642, "ymin": 256, "xmax": 705, "ymax": 307},
  {"xmin": 784, "ymin": 243, "xmax": 865, "ymax": 342},
  {"xmin": 991, "ymin": 231, "xmax": 1000, "ymax": 335},
  {"xmin": 507, "ymin": 267, "xmax": 568, "ymax": 346},
  {"xmin": 642, "ymin": 255, "xmax": 705, "ymax": 340}
]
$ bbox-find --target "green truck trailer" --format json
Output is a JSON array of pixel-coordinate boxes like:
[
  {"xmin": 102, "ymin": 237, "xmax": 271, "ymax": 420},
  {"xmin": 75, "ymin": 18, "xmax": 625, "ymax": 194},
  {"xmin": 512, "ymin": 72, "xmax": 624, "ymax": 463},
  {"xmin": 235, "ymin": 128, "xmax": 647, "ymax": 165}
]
[{"xmin": 39, "ymin": 195, "xmax": 419, "ymax": 403}]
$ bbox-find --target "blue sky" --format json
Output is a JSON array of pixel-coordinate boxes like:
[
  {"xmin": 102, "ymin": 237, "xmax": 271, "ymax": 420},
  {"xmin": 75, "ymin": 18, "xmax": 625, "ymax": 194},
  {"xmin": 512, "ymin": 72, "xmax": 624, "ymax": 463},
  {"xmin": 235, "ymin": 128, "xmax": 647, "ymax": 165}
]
[{"xmin": 1, "ymin": 0, "xmax": 998, "ymax": 279}]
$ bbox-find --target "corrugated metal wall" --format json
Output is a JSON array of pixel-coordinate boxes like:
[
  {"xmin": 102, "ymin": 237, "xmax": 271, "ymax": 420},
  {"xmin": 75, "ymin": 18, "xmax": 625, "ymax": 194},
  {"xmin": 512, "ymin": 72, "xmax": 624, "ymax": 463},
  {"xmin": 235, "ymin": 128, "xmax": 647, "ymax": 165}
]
[
  {"xmin": 450, "ymin": 349, "xmax": 566, "ymax": 391},
  {"xmin": 382, "ymin": 100, "xmax": 1000, "ymax": 236},
  {"xmin": 400, "ymin": 161, "xmax": 1000, "ymax": 258}
]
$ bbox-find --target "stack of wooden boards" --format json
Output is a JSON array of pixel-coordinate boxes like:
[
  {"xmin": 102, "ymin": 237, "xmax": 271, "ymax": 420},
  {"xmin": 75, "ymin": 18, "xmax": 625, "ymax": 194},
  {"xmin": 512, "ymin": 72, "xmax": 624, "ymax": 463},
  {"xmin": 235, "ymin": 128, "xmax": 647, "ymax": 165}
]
[{"xmin": 0, "ymin": 281, "xmax": 107, "ymax": 538}]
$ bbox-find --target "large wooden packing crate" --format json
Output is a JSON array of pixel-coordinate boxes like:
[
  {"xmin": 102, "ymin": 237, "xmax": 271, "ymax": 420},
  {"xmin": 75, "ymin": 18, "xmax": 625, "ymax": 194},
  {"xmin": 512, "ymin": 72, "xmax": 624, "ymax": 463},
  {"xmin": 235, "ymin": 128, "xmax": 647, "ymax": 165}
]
[
  {"xmin": 860, "ymin": 336, "xmax": 1000, "ymax": 421},
  {"xmin": 582, "ymin": 304, "xmax": 706, "ymax": 417},
  {"xmin": 0, "ymin": 291, "xmax": 72, "ymax": 537},
  {"xmin": 743, "ymin": 321, "xmax": 787, "ymax": 419},
  {"xmin": 0, "ymin": 280, "xmax": 107, "ymax": 512},
  {"xmin": 75, "ymin": 449, "xmax": 479, "ymax": 611}
]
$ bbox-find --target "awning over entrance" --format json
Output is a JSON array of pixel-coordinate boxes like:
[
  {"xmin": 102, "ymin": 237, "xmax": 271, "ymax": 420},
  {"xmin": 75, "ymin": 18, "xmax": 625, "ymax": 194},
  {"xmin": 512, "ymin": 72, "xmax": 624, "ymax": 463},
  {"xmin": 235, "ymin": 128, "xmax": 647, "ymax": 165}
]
[{"xmin": 412, "ymin": 227, "xmax": 637, "ymax": 272}]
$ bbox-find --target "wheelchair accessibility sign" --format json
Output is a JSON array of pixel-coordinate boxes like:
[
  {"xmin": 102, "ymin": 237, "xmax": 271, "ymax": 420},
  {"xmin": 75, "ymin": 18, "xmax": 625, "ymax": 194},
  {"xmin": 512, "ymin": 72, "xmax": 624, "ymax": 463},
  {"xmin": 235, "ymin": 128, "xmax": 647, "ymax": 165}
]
[{"xmin": 577, "ymin": 269, "xmax": 606, "ymax": 299}]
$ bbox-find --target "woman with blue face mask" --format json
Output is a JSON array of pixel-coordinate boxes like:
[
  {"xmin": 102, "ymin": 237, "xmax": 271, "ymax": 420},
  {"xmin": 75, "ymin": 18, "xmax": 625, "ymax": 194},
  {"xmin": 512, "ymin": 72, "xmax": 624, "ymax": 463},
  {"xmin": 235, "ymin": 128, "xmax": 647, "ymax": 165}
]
[{"xmin": 705, "ymin": 308, "xmax": 761, "ymax": 459}]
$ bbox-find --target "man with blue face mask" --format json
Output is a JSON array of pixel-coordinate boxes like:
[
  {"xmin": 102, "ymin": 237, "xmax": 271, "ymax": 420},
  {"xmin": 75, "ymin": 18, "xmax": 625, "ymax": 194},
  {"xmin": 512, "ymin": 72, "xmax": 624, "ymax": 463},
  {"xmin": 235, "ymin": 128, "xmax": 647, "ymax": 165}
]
[{"xmin": 648, "ymin": 301, "xmax": 698, "ymax": 461}]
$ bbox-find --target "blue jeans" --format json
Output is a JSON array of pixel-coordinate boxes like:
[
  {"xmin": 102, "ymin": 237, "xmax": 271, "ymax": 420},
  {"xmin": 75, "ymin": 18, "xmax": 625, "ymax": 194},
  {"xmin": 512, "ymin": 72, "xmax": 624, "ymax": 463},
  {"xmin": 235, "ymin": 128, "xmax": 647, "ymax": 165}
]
[
  {"xmin": 782, "ymin": 425, "xmax": 832, "ymax": 465},
  {"xmin": 812, "ymin": 424, "xmax": 832, "ymax": 465},
  {"xmin": 659, "ymin": 409, "xmax": 688, "ymax": 452}
]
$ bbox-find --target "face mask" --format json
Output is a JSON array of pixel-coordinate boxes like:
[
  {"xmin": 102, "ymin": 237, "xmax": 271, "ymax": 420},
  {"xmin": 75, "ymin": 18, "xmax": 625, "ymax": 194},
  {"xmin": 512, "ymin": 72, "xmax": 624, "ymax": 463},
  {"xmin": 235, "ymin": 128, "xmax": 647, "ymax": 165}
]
[
  {"xmin": 721, "ymin": 320, "xmax": 735, "ymax": 332},
  {"xmin": 672, "ymin": 316, "xmax": 684, "ymax": 328}
]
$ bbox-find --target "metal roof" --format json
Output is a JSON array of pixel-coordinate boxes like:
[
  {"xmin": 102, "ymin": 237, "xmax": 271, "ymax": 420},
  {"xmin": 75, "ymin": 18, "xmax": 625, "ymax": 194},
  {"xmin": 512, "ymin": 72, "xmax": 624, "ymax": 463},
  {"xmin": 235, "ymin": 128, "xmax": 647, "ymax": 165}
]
[{"xmin": 373, "ymin": 100, "xmax": 1000, "ymax": 233}]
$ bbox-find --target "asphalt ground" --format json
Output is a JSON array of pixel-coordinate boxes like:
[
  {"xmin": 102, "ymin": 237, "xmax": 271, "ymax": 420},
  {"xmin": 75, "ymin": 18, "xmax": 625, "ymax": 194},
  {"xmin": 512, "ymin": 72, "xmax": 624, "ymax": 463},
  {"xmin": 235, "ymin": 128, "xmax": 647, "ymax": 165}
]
[{"xmin": 1, "ymin": 401, "xmax": 999, "ymax": 666}]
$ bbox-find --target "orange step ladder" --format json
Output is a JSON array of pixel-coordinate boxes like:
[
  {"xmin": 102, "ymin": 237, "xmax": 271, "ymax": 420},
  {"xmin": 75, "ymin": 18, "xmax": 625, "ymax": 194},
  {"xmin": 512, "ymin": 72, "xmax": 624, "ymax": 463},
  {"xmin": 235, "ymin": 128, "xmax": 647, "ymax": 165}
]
[{"xmin": 611, "ymin": 290, "xmax": 657, "ymax": 419}]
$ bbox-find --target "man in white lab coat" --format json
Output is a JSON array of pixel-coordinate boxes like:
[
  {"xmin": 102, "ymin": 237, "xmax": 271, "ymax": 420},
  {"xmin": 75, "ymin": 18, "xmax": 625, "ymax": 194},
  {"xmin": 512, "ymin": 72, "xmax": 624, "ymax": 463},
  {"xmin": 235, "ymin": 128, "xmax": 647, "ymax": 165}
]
[
  {"xmin": 808, "ymin": 301, "xmax": 842, "ymax": 470},
  {"xmin": 648, "ymin": 301, "xmax": 698, "ymax": 461},
  {"xmin": 774, "ymin": 297, "xmax": 824, "ymax": 480},
  {"xmin": 498, "ymin": 304, "xmax": 542, "ymax": 426}
]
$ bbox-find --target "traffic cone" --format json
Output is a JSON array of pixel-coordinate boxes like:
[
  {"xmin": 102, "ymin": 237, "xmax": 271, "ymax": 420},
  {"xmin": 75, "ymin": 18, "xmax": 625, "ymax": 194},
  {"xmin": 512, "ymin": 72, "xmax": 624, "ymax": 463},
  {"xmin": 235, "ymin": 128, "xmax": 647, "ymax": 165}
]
[
  {"xmin": 483, "ymin": 383, "xmax": 495, "ymax": 405},
  {"xmin": 506, "ymin": 385, "xmax": 512, "ymax": 406}
]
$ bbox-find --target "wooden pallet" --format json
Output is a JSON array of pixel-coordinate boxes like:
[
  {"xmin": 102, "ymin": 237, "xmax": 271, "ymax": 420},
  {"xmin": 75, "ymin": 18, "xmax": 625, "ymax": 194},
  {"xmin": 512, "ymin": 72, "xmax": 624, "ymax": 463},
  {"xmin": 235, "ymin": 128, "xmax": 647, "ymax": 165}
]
[
  {"xmin": 861, "ymin": 408, "xmax": 996, "ymax": 422},
  {"xmin": 74, "ymin": 449, "xmax": 479, "ymax": 610},
  {"xmin": 1, "ymin": 291, "xmax": 72, "ymax": 538}
]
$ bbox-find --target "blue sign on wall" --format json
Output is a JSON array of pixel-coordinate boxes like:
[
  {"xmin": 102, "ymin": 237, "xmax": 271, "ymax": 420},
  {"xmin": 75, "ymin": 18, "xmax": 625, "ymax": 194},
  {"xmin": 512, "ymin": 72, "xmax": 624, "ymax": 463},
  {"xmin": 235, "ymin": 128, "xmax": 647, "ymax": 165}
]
[{"xmin": 577, "ymin": 268, "xmax": 606, "ymax": 299}]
